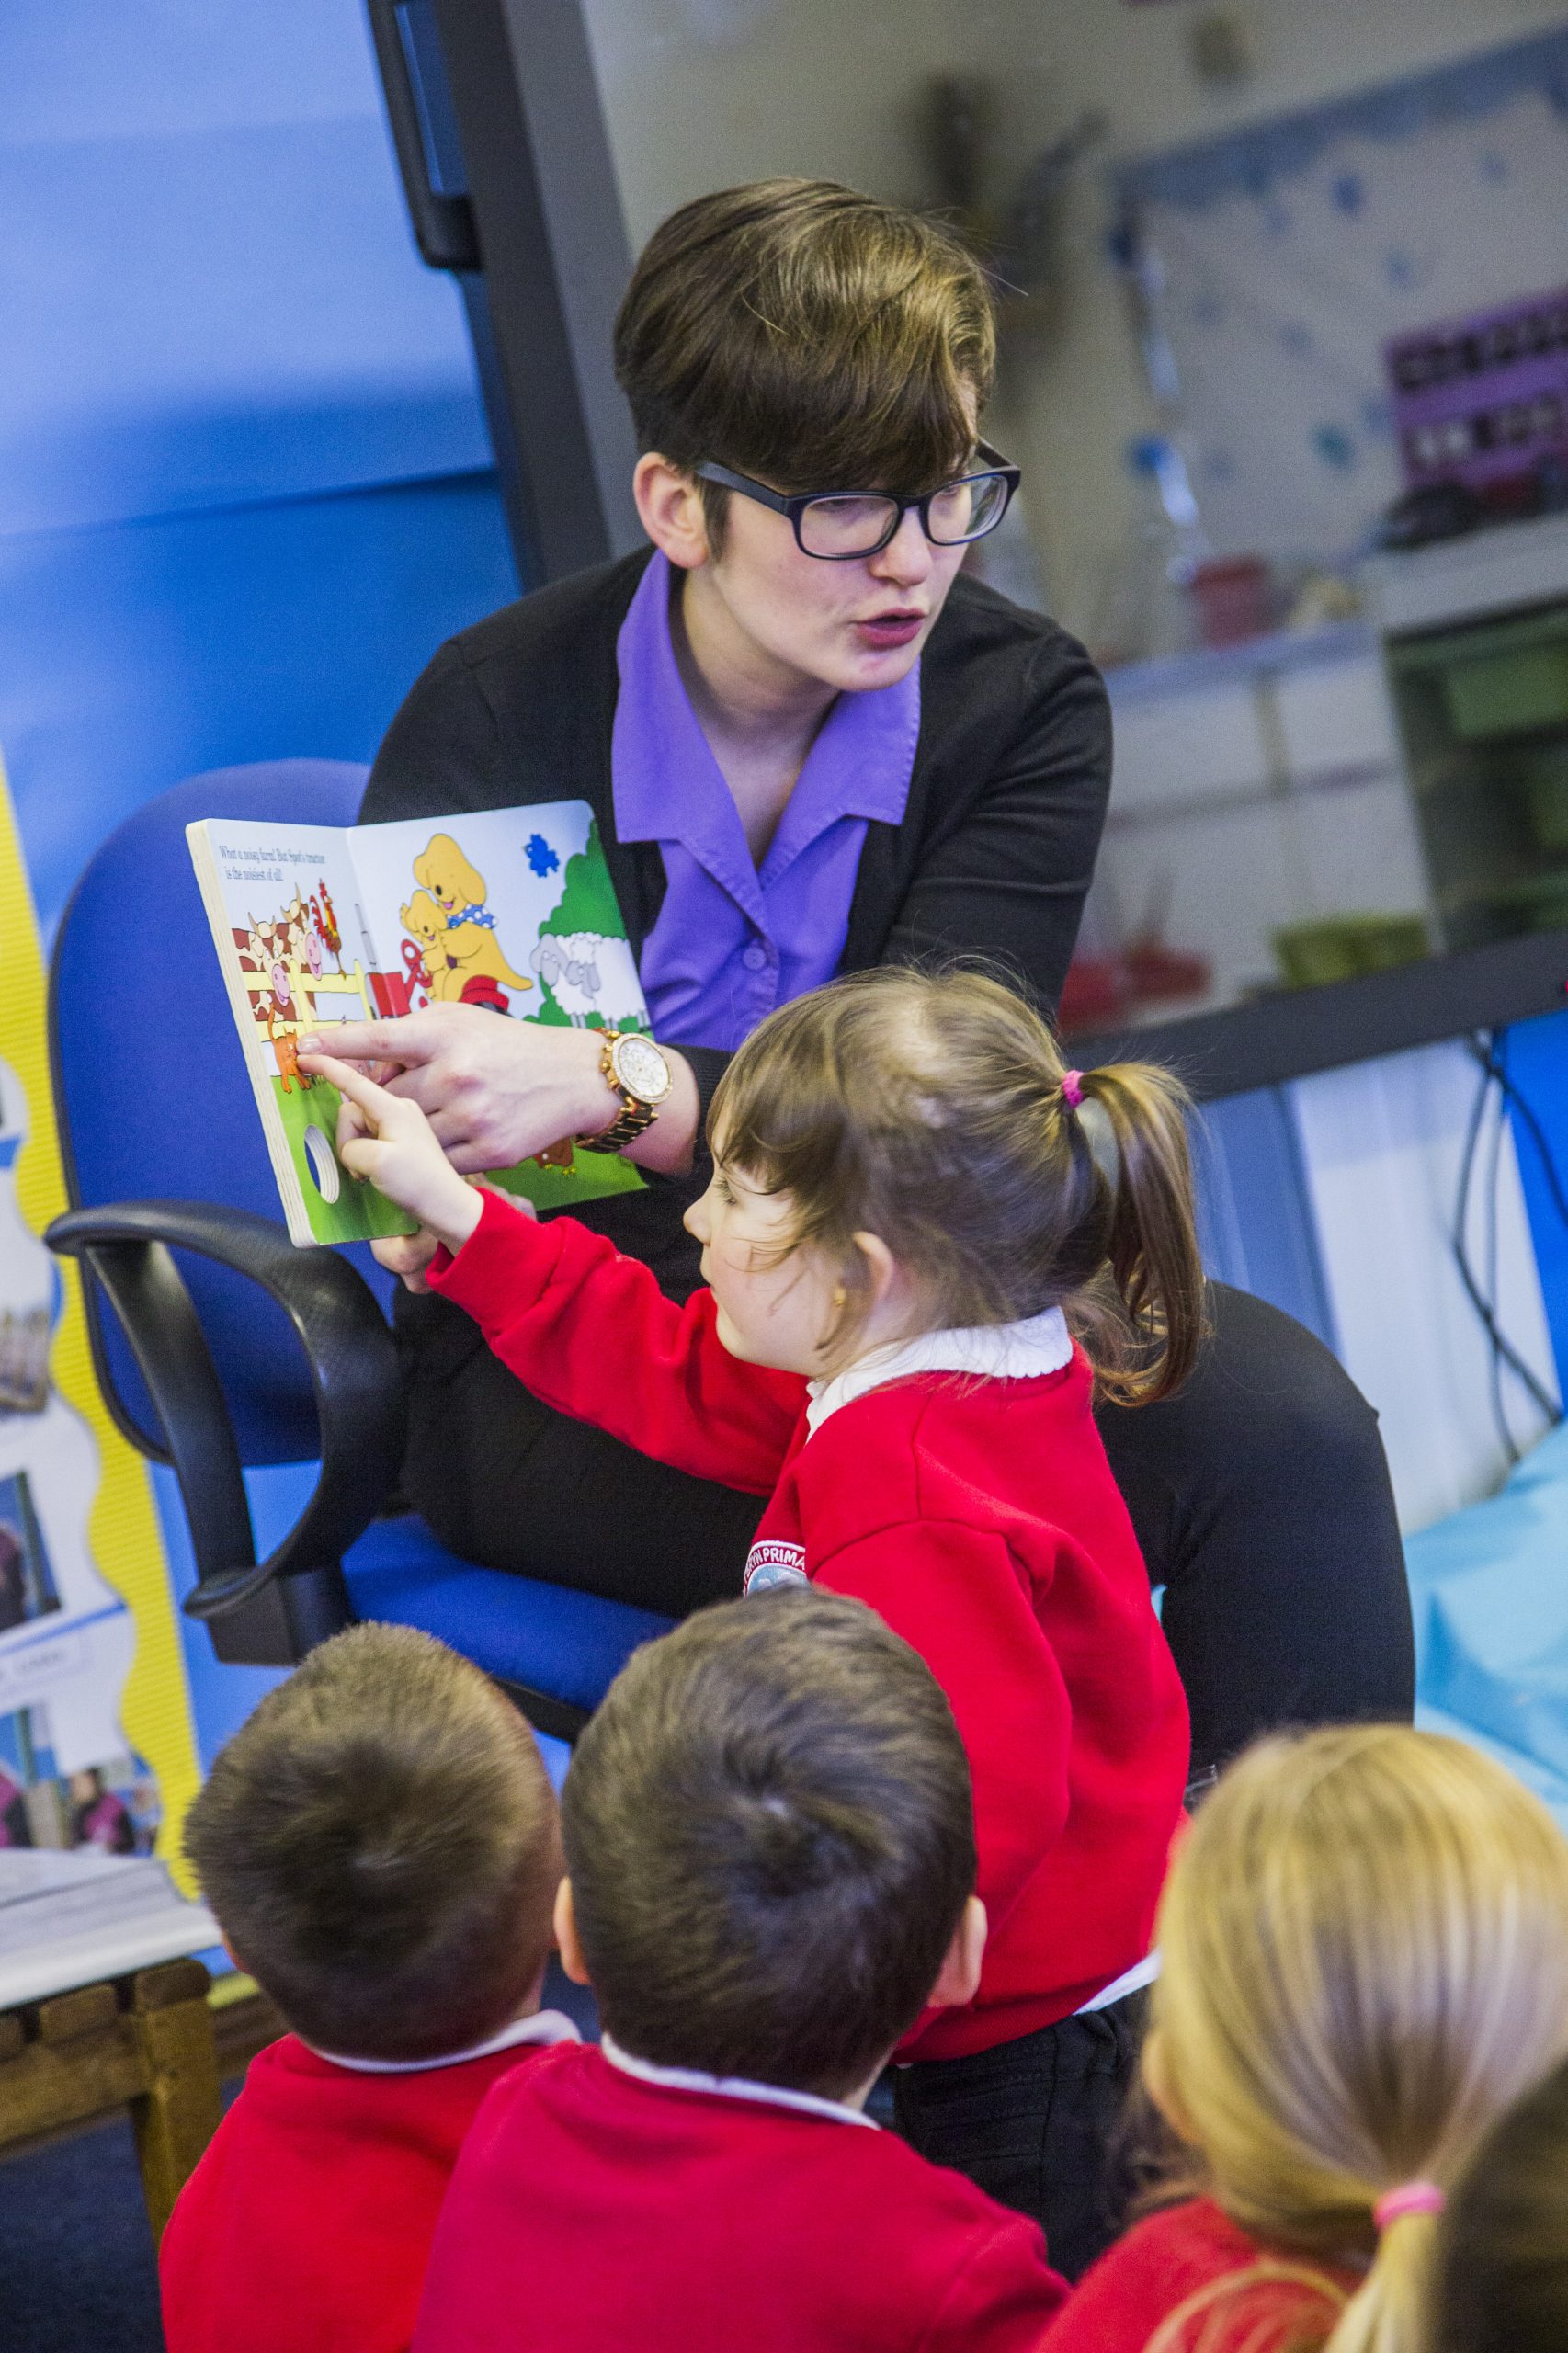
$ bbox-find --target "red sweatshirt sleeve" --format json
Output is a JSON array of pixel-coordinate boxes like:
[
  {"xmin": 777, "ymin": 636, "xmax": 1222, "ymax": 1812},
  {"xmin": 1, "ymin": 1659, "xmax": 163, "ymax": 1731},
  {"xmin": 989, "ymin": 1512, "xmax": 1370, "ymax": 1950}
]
[
  {"xmin": 812, "ymin": 1519, "xmax": 1073, "ymax": 1934},
  {"xmin": 426, "ymin": 1188, "xmax": 804, "ymax": 1495},
  {"xmin": 925, "ymin": 2216, "xmax": 1069, "ymax": 2353}
]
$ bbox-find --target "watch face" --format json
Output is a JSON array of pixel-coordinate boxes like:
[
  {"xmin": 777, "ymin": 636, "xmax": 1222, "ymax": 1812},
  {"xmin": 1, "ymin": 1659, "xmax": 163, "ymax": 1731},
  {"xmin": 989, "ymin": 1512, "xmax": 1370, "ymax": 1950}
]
[{"xmin": 611, "ymin": 1032, "xmax": 672, "ymax": 1106}]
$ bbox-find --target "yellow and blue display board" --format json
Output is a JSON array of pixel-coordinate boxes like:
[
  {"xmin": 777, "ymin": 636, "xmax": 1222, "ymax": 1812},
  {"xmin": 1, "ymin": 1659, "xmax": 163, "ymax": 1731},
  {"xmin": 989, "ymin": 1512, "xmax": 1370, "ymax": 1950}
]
[{"xmin": 0, "ymin": 758, "xmax": 204, "ymax": 1886}]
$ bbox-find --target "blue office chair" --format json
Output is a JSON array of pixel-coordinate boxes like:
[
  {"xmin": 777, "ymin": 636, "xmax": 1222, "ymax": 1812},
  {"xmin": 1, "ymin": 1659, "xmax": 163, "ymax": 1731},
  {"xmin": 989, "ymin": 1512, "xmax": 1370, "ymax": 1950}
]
[{"xmin": 46, "ymin": 761, "xmax": 673, "ymax": 1738}]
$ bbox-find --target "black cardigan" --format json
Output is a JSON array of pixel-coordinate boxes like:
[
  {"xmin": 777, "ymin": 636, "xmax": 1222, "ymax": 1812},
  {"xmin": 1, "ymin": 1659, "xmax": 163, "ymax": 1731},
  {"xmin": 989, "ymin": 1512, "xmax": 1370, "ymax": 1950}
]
[{"xmin": 361, "ymin": 549, "xmax": 1112, "ymax": 1290}]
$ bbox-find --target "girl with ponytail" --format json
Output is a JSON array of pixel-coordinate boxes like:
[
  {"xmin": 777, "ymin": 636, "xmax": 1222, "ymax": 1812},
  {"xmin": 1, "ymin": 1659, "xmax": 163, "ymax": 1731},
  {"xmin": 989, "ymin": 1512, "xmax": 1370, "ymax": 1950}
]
[
  {"xmin": 1042, "ymin": 1724, "xmax": 1568, "ymax": 2353},
  {"xmin": 306, "ymin": 963, "xmax": 1206, "ymax": 2275}
]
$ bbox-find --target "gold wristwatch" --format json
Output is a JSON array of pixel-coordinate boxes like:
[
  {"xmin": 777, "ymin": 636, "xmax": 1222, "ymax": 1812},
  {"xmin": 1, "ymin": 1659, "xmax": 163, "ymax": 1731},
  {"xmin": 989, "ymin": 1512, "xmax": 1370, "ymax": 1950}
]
[{"xmin": 577, "ymin": 1029, "xmax": 674, "ymax": 1153}]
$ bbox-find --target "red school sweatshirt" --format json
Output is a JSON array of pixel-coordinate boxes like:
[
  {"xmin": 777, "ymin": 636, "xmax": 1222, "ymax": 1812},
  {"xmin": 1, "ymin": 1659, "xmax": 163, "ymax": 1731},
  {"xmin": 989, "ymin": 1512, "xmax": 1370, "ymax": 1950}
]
[
  {"xmin": 413, "ymin": 2038, "xmax": 1070, "ymax": 2353},
  {"xmin": 159, "ymin": 2014, "xmax": 578, "ymax": 2353},
  {"xmin": 432, "ymin": 1192, "xmax": 1188, "ymax": 2060},
  {"xmin": 1039, "ymin": 2197, "xmax": 1361, "ymax": 2352}
]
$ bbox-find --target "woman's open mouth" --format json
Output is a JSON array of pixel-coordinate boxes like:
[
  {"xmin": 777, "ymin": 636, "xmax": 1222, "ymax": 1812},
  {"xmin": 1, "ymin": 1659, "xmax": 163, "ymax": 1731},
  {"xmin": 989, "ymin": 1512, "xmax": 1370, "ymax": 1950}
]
[{"xmin": 854, "ymin": 609, "xmax": 926, "ymax": 651}]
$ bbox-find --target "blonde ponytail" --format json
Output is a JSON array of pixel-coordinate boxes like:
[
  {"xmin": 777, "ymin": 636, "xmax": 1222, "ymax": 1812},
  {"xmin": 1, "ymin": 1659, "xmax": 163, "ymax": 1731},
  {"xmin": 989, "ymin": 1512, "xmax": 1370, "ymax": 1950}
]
[
  {"xmin": 1324, "ymin": 2206, "xmax": 1439, "ymax": 2353},
  {"xmin": 1145, "ymin": 1727, "xmax": 1568, "ymax": 2353}
]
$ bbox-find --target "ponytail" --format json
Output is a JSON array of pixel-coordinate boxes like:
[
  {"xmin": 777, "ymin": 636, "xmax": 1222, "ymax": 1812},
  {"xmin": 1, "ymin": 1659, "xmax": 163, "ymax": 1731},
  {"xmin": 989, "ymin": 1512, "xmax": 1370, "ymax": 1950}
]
[
  {"xmin": 1072, "ymin": 1062, "xmax": 1206, "ymax": 1406},
  {"xmin": 1320, "ymin": 2203, "xmax": 1441, "ymax": 2353}
]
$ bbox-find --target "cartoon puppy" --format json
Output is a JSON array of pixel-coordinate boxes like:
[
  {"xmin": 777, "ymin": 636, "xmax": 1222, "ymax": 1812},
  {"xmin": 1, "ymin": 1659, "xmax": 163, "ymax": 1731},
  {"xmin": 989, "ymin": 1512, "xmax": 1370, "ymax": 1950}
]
[
  {"xmin": 399, "ymin": 891, "xmax": 532, "ymax": 1005},
  {"xmin": 414, "ymin": 834, "xmax": 493, "ymax": 926}
]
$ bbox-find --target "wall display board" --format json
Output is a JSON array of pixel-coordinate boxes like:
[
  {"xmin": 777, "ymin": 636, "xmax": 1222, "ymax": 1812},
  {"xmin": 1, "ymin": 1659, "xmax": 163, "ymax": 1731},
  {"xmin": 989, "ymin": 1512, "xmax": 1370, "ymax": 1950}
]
[
  {"xmin": 1114, "ymin": 27, "xmax": 1568, "ymax": 568},
  {"xmin": 0, "ymin": 754, "xmax": 210, "ymax": 2003}
]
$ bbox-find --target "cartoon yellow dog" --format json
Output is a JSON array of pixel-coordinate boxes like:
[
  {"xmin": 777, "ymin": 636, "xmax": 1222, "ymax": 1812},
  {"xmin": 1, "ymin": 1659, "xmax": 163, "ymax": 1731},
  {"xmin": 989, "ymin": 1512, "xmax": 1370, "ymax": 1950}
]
[
  {"xmin": 414, "ymin": 833, "xmax": 490, "ymax": 924},
  {"xmin": 400, "ymin": 890, "xmax": 532, "ymax": 1006}
]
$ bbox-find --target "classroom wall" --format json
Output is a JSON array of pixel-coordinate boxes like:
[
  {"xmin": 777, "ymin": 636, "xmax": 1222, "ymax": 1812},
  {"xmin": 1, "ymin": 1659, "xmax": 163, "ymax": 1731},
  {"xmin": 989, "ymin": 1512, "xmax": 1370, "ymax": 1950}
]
[
  {"xmin": 3, "ymin": 0, "xmax": 518, "ymax": 933},
  {"xmin": 995, "ymin": 0, "xmax": 1568, "ymax": 638},
  {"xmin": 581, "ymin": 0, "xmax": 1568, "ymax": 636}
]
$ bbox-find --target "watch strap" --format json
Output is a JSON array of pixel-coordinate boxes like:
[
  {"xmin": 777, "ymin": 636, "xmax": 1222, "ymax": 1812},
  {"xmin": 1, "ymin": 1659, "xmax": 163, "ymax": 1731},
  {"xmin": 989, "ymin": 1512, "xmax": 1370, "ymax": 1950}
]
[
  {"xmin": 578, "ymin": 1098, "xmax": 658, "ymax": 1154},
  {"xmin": 576, "ymin": 1029, "xmax": 664, "ymax": 1154}
]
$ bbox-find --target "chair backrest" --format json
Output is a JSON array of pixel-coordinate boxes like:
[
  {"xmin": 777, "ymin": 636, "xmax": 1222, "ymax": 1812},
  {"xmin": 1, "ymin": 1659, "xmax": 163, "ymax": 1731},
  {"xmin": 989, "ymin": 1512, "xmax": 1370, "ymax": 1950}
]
[{"xmin": 51, "ymin": 761, "xmax": 397, "ymax": 1464}]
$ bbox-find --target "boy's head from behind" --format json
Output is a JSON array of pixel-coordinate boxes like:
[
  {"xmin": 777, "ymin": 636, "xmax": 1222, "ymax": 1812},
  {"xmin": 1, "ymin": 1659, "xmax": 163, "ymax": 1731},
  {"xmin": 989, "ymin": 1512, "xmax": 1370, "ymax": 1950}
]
[
  {"xmin": 184, "ymin": 1623, "xmax": 560, "ymax": 2062},
  {"xmin": 560, "ymin": 1587, "xmax": 978, "ymax": 2101}
]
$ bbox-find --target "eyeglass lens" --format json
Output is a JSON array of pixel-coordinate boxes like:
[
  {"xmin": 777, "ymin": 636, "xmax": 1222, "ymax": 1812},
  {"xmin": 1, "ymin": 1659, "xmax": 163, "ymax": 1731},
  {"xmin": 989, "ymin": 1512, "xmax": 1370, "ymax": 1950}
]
[{"xmin": 798, "ymin": 472, "xmax": 1010, "ymax": 558}]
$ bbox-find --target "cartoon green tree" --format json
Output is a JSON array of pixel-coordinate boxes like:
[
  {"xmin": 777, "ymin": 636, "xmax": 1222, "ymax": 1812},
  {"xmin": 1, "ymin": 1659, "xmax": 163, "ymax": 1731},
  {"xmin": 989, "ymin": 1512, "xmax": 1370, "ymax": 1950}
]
[{"xmin": 532, "ymin": 819, "xmax": 627, "ymax": 1028}]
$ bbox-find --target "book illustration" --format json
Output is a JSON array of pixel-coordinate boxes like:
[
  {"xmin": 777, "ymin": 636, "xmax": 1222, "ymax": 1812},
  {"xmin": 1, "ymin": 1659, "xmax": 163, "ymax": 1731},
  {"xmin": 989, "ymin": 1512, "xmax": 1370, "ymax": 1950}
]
[
  {"xmin": 398, "ymin": 834, "xmax": 535, "ymax": 1011},
  {"xmin": 525, "ymin": 829, "xmax": 645, "ymax": 1030},
  {"xmin": 191, "ymin": 801, "xmax": 649, "ymax": 1246}
]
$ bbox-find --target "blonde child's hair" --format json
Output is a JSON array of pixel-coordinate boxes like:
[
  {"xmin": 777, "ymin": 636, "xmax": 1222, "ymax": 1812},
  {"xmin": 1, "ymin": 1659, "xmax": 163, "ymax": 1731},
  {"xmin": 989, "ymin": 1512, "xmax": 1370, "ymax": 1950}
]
[
  {"xmin": 708, "ymin": 965, "xmax": 1205, "ymax": 1402},
  {"xmin": 1143, "ymin": 1724, "xmax": 1568, "ymax": 2353}
]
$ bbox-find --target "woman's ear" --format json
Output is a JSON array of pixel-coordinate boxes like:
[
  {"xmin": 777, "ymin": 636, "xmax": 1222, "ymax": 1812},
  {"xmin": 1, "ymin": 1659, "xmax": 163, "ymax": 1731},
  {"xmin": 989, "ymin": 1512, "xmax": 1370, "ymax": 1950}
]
[
  {"xmin": 927, "ymin": 1896, "xmax": 987, "ymax": 2009},
  {"xmin": 633, "ymin": 453, "xmax": 711, "ymax": 572},
  {"xmin": 553, "ymin": 1878, "xmax": 592, "ymax": 1986}
]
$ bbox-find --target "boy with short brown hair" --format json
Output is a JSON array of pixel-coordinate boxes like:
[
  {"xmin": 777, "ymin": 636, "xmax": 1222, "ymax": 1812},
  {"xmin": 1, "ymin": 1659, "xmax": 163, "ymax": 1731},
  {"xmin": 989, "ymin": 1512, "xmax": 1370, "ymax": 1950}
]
[
  {"xmin": 414, "ymin": 1589, "xmax": 1068, "ymax": 2352},
  {"xmin": 161, "ymin": 1622, "xmax": 572, "ymax": 2353}
]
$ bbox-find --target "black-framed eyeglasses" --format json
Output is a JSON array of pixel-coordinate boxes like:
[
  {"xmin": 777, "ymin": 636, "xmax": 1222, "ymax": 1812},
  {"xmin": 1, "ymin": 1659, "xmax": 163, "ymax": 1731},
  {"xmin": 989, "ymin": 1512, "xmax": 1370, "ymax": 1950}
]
[{"xmin": 694, "ymin": 441, "xmax": 1021, "ymax": 561}]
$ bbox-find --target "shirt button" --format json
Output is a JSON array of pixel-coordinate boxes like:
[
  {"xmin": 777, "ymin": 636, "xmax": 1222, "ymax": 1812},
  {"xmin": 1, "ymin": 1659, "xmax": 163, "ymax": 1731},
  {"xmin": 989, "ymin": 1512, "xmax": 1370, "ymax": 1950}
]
[{"xmin": 742, "ymin": 943, "xmax": 769, "ymax": 972}]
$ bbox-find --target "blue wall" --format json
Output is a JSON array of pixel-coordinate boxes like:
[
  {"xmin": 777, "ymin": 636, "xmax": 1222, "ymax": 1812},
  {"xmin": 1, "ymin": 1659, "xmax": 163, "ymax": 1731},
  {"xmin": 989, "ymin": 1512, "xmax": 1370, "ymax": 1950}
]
[
  {"xmin": 7, "ymin": 1, "xmax": 524, "ymax": 1767},
  {"xmin": 5, "ymin": 0, "xmax": 519, "ymax": 934}
]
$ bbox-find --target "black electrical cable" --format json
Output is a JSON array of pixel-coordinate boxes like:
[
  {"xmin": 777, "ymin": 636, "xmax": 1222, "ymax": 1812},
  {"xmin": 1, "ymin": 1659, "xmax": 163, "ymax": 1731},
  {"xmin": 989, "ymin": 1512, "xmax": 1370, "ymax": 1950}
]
[
  {"xmin": 1452, "ymin": 1033, "xmax": 1562, "ymax": 1438},
  {"xmin": 1452, "ymin": 1046, "xmax": 1523, "ymax": 1461},
  {"xmin": 1483, "ymin": 1054, "xmax": 1517, "ymax": 1464},
  {"xmin": 1480, "ymin": 1035, "xmax": 1568, "ymax": 1236}
]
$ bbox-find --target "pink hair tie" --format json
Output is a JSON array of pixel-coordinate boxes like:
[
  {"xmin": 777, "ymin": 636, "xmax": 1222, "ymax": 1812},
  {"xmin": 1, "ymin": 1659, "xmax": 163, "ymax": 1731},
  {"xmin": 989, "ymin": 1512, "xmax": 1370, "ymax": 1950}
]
[
  {"xmin": 1061, "ymin": 1069, "xmax": 1085, "ymax": 1109},
  {"xmin": 1372, "ymin": 2183, "xmax": 1446, "ymax": 2230}
]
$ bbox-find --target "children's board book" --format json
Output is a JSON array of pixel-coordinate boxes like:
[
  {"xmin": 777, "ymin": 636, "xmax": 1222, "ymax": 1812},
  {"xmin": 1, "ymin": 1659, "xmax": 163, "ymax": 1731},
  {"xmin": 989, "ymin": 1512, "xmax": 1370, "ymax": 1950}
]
[{"xmin": 187, "ymin": 801, "xmax": 648, "ymax": 1246}]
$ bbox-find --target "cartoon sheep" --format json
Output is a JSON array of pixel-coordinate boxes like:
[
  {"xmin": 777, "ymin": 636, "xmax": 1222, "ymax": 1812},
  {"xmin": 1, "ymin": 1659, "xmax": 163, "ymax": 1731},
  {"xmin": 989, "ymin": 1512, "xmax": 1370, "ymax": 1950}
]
[{"xmin": 528, "ymin": 931, "xmax": 643, "ymax": 1028}]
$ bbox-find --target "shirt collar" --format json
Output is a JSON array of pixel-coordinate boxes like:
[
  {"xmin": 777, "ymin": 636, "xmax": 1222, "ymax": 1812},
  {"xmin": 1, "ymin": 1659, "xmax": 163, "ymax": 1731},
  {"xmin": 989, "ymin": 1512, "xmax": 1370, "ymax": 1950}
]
[
  {"xmin": 611, "ymin": 551, "xmax": 919, "ymax": 892},
  {"xmin": 599, "ymin": 2031, "xmax": 876, "ymax": 2128},
  {"xmin": 806, "ymin": 1306, "xmax": 1074, "ymax": 1435},
  {"xmin": 306, "ymin": 2007, "xmax": 580, "ymax": 2075}
]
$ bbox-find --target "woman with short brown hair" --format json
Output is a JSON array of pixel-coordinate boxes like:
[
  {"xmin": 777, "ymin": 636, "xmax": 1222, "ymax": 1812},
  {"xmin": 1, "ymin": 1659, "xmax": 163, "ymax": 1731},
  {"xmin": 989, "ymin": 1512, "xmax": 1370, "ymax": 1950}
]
[{"xmin": 329, "ymin": 176, "xmax": 1412, "ymax": 1810}]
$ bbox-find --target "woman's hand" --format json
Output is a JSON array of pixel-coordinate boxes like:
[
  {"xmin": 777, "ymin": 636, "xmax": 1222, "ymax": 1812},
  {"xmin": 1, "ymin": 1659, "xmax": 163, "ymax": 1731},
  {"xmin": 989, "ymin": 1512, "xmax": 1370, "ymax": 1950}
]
[
  {"xmin": 298, "ymin": 1051, "xmax": 483, "ymax": 1256},
  {"xmin": 301, "ymin": 1006, "xmax": 701, "ymax": 1176}
]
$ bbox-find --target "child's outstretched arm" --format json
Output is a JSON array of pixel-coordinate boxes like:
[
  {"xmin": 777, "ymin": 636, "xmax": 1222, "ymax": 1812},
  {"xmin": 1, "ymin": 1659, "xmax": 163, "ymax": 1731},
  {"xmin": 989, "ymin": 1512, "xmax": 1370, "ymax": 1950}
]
[
  {"xmin": 302, "ymin": 1052, "xmax": 483, "ymax": 1255},
  {"xmin": 300, "ymin": 1052, "xmax": 803, "ymax": 1495}
]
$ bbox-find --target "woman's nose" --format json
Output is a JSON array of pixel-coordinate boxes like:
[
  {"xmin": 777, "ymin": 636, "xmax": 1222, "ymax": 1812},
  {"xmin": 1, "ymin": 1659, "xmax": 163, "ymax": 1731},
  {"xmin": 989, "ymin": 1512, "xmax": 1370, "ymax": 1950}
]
[{"xmin": 870, "ymin": 507, "xmax": 935, "ymax": 586}]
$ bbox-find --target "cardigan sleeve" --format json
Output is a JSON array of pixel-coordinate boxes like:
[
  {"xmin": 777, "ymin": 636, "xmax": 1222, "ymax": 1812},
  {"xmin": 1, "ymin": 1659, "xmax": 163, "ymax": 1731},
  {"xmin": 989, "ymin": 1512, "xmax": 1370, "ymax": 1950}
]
[
  {"xmin": 881, "ymin": 633, "xmax": 1110, "ymax": 1017},
  {"xmin": 426, "ymin": 1187, "xmax": 804, "ymax": 1493}
]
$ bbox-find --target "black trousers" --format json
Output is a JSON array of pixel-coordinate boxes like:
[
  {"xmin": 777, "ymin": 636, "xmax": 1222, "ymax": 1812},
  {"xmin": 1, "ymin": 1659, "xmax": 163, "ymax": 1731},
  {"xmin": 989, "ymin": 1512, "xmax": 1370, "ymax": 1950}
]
[
  {"xmin": 891, "ymin": 1991, "xmax": 1149, "ymax": 2280},
  {"xmin": 394, "ymin": 1278, "xmax": 1415, "ymax": 1778}
]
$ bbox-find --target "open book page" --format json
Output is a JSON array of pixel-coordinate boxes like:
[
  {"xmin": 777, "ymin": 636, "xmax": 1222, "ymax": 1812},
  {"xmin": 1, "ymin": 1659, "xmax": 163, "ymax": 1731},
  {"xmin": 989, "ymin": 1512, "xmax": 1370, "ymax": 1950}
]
[
  {"xmin": 187, "ymin": 818, "xmax": 410, "ymax": 1245},
  {"xmin": 191, "ymin": 801, "xmax": 647, "ymax": 1246}
]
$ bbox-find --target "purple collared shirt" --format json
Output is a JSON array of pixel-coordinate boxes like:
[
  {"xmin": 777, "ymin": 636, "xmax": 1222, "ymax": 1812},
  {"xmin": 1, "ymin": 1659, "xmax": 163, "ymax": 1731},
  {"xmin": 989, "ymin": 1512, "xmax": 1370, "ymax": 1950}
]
[{"xmin": 611, "ymin": 551, "xmax": 920, "ymax": 1051}]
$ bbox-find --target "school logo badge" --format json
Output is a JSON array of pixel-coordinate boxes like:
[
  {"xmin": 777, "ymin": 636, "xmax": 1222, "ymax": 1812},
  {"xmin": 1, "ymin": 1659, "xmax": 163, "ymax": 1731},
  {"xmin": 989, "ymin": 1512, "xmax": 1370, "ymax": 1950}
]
[{"xmin": 743, "ymin": 1540, "xmax": 809, "ymax": 1595}]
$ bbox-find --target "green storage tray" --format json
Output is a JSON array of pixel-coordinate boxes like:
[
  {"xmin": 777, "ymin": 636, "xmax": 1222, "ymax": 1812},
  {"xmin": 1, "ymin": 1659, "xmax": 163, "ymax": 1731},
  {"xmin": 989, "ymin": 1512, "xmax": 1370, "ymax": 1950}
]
[
  {"xmin": 1445, "ymin": 644, "xmax": 1568, "ymax": 742},
  {"xmin": 1390, "ymin": 601, "xmax": 1568, "ymax": 743},
  {"xmin": 1271, "ymin": 914, "xmax": 1429, "ymax": 989}
]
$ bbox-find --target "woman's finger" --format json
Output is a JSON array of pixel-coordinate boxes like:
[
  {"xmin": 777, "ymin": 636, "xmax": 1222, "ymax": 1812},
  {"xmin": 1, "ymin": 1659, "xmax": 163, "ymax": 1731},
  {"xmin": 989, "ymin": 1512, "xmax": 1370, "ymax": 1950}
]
[{"xmin": 300, "ymin": 1051, "xmax": 394, "ymax": 1121}]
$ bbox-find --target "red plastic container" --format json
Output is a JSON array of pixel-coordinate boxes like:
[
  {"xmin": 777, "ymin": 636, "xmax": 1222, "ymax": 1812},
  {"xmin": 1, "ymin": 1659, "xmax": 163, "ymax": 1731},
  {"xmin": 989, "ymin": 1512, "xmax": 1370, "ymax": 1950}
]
[{"xmin": 1191, "ymin": 556, "xmax": 1270, "ymax": 648}]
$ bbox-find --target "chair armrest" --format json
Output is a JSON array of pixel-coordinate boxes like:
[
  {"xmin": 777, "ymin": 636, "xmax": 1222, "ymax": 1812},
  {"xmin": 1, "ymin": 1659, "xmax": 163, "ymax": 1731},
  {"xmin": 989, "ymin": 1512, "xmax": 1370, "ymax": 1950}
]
[{"xmin": 46, "ymin": 1201, "xmax": 404, "ymax": 1628}]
